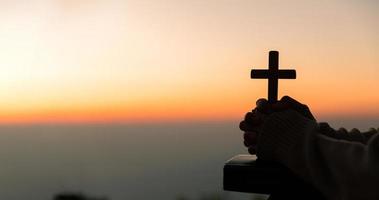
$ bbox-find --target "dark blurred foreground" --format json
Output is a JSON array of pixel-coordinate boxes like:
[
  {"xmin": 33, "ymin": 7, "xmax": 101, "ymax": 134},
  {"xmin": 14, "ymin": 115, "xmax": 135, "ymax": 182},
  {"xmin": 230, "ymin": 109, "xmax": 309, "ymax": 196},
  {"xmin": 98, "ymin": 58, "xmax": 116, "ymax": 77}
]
[
  {"xmin": 54, "ymin": 192, "xmax": 107, "ymax": 200},
  {"xmin": 53, "ymin": 192, "xmax": 267, "ymax": 200}
]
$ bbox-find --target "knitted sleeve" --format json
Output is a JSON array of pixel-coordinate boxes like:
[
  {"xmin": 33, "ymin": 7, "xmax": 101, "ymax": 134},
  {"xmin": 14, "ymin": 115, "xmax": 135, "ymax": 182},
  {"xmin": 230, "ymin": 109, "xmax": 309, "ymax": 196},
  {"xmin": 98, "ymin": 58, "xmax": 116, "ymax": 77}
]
[{"xmin": 257, "ymin": 110, "xmax": 379, "ymax": 200}]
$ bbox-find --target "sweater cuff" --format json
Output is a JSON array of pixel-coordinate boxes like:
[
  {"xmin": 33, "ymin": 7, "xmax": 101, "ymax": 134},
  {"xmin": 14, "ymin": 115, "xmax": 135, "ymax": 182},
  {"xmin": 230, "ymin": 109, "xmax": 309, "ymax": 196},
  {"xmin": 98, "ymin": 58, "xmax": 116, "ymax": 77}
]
[{"xmin": 257, "ymin": 110, "xmax": 318, "ymax": 164}]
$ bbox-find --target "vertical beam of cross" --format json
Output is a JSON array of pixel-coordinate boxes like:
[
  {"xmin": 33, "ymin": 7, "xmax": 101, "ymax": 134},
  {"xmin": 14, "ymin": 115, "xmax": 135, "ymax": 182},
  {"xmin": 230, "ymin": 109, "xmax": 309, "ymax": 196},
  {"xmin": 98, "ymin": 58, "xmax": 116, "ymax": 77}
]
[
  {"xmin": 268, "ymin": 51, "xmax": 279, "ymax": 103},
  {"xmin": 251, "ymin": 51, "xmax": 296, "ymax": 103}
]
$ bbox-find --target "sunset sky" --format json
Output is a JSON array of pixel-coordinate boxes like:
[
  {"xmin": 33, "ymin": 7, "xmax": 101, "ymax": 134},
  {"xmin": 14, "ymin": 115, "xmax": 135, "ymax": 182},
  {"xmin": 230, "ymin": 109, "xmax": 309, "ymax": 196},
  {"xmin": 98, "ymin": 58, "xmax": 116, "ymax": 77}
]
[{"xmin": 0, "ymin": 0, "xmax": 377, "ymax": 124}]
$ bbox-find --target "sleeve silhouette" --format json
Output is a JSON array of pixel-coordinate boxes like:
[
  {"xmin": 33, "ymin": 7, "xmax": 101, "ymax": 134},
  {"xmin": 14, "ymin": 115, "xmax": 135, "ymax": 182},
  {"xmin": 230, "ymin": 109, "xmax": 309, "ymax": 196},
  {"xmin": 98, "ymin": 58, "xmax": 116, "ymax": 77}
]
[{"xmin": 256, "ymin": 110, "xmax": 379, "ymax": 200}]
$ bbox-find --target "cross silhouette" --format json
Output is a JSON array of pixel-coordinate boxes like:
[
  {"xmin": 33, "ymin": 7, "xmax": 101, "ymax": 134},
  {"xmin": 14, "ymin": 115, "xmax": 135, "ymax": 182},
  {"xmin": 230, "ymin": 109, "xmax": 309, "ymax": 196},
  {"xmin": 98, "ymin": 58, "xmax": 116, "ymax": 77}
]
[{"xmin": 251, "ymin": 51, "xmax": 296, "ymax": 103}]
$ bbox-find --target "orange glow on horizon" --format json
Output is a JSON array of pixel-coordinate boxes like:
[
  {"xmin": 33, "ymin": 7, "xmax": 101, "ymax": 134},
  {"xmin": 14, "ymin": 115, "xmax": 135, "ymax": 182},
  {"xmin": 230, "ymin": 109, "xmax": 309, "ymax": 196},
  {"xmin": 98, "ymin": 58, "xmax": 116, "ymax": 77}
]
[{"xmin": 0, "ymin": 95, "xmax": 377, "ymax": 124}]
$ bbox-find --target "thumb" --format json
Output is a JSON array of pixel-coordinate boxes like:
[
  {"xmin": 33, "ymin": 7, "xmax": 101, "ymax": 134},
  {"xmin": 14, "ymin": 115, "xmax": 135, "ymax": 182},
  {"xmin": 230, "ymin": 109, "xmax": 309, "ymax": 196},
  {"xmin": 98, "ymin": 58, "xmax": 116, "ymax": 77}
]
[{"xmin": 273, "ymin": 96, "xmax": 316, "ymax": 120}]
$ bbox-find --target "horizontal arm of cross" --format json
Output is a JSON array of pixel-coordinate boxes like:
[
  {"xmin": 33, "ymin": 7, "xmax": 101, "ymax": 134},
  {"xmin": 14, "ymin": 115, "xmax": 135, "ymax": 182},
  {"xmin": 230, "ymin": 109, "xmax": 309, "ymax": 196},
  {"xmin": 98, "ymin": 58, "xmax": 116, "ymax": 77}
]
[{"xmin": 251, "ymin": 70, "xmax": 296, "ymax": 79}]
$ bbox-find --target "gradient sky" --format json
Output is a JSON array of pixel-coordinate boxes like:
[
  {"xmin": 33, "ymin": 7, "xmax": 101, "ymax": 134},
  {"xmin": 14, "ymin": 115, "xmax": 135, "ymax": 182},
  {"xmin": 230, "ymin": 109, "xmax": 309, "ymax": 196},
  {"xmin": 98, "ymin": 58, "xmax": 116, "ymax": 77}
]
[{"xmin": 0, "ymin": 0, "xmax": 377, "ymax": 124}]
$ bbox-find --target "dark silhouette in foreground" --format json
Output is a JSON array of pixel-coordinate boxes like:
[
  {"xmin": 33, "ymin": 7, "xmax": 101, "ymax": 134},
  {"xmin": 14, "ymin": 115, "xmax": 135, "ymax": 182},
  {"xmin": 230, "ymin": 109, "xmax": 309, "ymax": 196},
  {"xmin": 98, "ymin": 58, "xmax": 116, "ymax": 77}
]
[
  {"xmin": 53, "ymin": 192, "xmax": 108, "ymax": 200},
  {"xmin": 224, "ymin": 51, "xmax": 379, "ymax": 200}
]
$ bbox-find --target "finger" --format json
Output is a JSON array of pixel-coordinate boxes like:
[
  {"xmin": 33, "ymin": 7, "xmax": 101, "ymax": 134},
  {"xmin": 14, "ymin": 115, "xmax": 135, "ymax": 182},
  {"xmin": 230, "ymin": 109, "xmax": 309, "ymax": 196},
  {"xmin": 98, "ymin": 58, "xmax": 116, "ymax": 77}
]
[
  {"xmin": 239, "ymin": 120, "xmax": 257, "ymax": 131},
  {"xmin": 244, "ymin": 132, "xmax": 258, "ymax": 145},
  {"xmin": 248, "ymin": 145, "xmax": 257, "ymax": 155},
  {"xmin": 244, "ymin": 112, "xmax": 254, "ymax": 122},
  {"xmin": 276, "ymin": 96, "xmax": 315, "ymax": 120},
  {"xmin": 279, "ymin": 96, "xmax": 308, "ymax": 112},
  {"xmin": 271, "ymin": 95, "xmax": 302, "ymax": 111},
  {"xmin": 243, "ymin": 133, "xmax": 257, "ymax": 147},
  {"xmin": 255, "ymin": 98, "xmax": 270, "ymax": 113},
  {"xmin": 281, "ymin": 95, "xmax": 303, "ymax": 106},
  {"xmin": 244, "ymin": 112, "xmax": 262, "ymax": 125},
  {"xmin": 244, "ymin": 140, "xmax": 250, "ymax": 147}
]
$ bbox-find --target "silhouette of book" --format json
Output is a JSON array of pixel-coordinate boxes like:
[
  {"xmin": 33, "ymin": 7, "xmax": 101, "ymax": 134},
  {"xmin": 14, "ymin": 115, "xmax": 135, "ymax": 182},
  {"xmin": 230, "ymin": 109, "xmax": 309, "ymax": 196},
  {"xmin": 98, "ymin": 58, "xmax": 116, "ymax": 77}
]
[{"xmin": 223, "ymin": 155, "xmax": 324, "ymax": 199}]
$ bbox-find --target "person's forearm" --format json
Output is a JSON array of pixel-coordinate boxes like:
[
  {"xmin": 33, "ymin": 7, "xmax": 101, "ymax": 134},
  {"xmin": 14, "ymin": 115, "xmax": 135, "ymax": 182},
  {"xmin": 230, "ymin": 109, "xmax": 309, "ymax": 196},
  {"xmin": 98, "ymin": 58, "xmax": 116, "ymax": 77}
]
[
  {"xmin": 257, "ymin": 110, "xmax": 379, "ymax": 200},
  {"xmin": 309, "ymin": 132, "xmax": 379, "ymax": 200}
]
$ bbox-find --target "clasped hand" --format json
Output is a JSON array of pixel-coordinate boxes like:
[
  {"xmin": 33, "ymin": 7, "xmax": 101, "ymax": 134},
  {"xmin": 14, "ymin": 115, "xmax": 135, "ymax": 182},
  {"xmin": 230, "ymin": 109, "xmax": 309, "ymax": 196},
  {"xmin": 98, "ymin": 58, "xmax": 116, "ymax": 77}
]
[{"xmin": 239, "ymin": 96, "xmax": 315, "ymax": 155}]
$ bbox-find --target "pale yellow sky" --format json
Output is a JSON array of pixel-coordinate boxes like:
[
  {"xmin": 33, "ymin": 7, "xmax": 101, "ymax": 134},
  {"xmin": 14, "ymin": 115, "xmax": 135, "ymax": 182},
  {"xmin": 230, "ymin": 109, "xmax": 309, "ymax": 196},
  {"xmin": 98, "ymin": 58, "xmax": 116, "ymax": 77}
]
[{"xmin": 0, "ymin": 0, "xmax": 377, "ymax": 123}]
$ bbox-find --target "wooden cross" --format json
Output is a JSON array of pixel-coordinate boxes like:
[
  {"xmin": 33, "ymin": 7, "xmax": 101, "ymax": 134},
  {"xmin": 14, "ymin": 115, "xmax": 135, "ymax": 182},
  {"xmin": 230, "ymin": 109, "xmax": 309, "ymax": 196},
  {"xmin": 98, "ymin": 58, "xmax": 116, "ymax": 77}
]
[{"xmin": 251, "ymin": 51, "xmax": 296, "ymax": 103}]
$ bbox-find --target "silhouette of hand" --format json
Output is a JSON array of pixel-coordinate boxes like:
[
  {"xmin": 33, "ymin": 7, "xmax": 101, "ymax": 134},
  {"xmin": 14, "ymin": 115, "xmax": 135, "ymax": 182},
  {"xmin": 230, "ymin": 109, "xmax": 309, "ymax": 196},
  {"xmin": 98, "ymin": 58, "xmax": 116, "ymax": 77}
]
[
  {"xmin": 239, "ymin": 99, "xmax": 269, "ymax": 154},
  {"xmin": 239, "ymin": 96, "xmax": 315, "ymax": 155}
]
